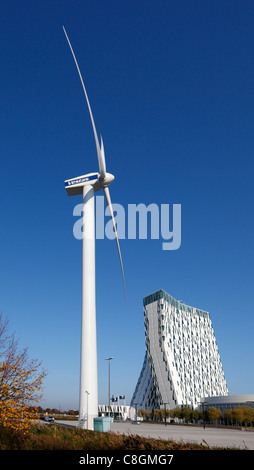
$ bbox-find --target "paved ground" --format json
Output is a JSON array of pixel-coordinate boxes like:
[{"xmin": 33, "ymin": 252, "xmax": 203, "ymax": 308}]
[
  {"xmin": 110, "ymin": 421, "xmax": 254, "ymax": 450},
  {"xmin": 54, "ymin": 420, "xmax": 254, "ymax": 450}
]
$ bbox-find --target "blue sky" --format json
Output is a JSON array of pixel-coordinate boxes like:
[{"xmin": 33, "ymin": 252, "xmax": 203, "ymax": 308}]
[{"xmin": 0, "ymin": 0, "xmax": 253, "ymax": 410}]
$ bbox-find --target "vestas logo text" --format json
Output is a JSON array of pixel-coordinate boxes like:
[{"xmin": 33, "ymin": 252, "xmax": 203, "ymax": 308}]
[
  {"xmin": 73, "ymin": 196, "xmax": 181, "ymax": 251},
  {"xmin": 66, "ymin": 176, "xmax": 96, "ymax": 186}
]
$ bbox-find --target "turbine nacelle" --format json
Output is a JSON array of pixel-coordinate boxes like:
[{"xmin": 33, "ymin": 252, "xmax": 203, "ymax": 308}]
[{"xmin": 65, "ymin": 172, "xmax": 115, "ymax": 196}]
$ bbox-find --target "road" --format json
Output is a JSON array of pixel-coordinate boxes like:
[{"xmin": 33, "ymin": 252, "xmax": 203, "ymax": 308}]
[{"xmin": 54, "ymin": 419, "xmax": 254, "ymax": 450}]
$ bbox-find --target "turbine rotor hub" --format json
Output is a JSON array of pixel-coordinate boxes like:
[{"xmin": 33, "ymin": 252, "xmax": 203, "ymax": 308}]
[{"xmin": 100, "ymin": 172, "xmax": 115, "ymax": 188}]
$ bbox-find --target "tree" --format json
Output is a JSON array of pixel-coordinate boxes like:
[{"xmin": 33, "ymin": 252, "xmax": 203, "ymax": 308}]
[
  {"xmin": 160, "ymin": 408, "xmax": 170, "ymax": 422},
  {"xmin": 137, "ymin": 409, "xmax": 148, "ymax": 420},
  {"xmin": 180, "ymin": 406, "xmax": 192, "ymax": 423},
  {"xmin": 223, "ymin": 409, "xmax": 233, "ymax": 425},
  {"xmin": 169, "ymin": 407, "xmax": 181, "ymax": 420},
  {"xmin": 192, "ymin": 409, "xmax": 201, "ymax": 423},
  {"xmin": 207, "ymin": 407, "xmax": 222, "ymax": 424},
  {"xmin": 146, "ymin": 411, "xmax": 153, "ymax": 421},
  {"xmin": 242, "ymin": 406, "xmax": 254, "ymax": 426},
  {"xmin": 68, "ymin": 409, "xmax": 78, "ymax": 416},
  {"xmin": 232, "ymin": 407, "xmax": 245, "ymax": 426},
  {"xmin": 0, "ymin": 313, "xmax": 46, "ymax": 433},
  {"xmin": 154, "ymin": 409, "xmax": 161, "ymax": 421}
]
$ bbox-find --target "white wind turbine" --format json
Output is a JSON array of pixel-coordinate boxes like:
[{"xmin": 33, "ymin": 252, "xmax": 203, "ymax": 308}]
[{"xmin": 63, "ymin": 26, "xmax": 125, "ymax": 430}]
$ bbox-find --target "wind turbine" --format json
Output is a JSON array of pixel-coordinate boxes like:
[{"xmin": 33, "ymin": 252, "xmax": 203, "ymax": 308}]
[{"xmin": 63, "ymin": 26, "xmax": 125, "ymax": 430}]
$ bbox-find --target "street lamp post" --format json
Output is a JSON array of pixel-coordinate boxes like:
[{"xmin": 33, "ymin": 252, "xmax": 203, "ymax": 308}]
[
  {"xmin": 199, "ymin": 401, "xmax": 209, "ymax": 429},
  {"xmin": 105, "ymin": 357, "xmax": 114, "ymax": 417},
  {"xmin": 162, "ymin": 403, "xmax": 170, "ymax": 426}
]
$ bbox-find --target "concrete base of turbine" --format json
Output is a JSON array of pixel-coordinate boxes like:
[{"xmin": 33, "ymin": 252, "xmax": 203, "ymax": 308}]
[{"xmin": 78, "ymin": 414, "xmax": 97, "ymax": 430}]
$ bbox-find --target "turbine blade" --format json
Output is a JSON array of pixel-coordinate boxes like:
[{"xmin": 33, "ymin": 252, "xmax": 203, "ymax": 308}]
[
  {"xmin": 99, "ymin": 135, "xmax": 106, "ymax": 178},
  {"xmin": 103, "ymin": 186, "xmax": 126, "ymax": 300},
  {"xmin": 63, "ymin": 26, "xmax": 106, "ymax": 179}
]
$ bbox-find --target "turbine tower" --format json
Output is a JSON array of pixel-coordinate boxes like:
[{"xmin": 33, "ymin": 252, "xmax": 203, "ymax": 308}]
[{"xmin": 63, "ymin": 27, "xmax": 125, "ymax": 430}]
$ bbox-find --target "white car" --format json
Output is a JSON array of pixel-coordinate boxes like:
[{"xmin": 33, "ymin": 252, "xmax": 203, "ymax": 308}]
[{"xmin": 45, "ymin": 416, "xmax": 55, "ymax": 422}]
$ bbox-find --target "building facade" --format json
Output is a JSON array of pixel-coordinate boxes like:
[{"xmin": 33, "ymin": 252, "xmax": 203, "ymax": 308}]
[
  {"xmin": 98, "ymin": 405, "xmax": 136, "ymax": 420},
  {"xmin": 199, "ymin": 395, "xmax": 254, "ymax": 412},
  {"xmin": 131, "ymin": 289, "xmax": 228, "ymax": 410}
]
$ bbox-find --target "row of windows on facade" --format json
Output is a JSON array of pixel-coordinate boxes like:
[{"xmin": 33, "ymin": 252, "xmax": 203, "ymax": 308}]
[
  {"xmin": 143, "ymin": 292, "xmax": 209, "ymax": 321},
  {"xmin": 145, "ymin": 349, "xmax": 222, "ymax": 376},
  {"xmin": 159, "ymin": 311, "xmax": 210, "ymax": 324},
  {"xmin": 158, "ymin": 303, "xmax": 209, "ymax": 319},
  {"xmin": 164, "ymin": 358, "xmax": 225, "ymax": 385},
  {"xmin": 162, "ymin": 328, "xmax": 217, "ymax": 345},
  {"xmin": 155, "ymin": 319, "xmax": 210, "ymax": 336},
  {"xmin": 164, "ymin": 309, "xmax": 209, "ymax": 322},
  {"xmin": 160, "ymin": 320, "xmax": 214, "ymax": 337},
  {"xmin": 163, "ymin": 334, "xmax": 218, "ymax": 350}
]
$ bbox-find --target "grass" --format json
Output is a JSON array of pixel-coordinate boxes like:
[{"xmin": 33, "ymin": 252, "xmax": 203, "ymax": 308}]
[{"xmin": 0, "ymin": 423, "xmax": 242, "ymax": 450}]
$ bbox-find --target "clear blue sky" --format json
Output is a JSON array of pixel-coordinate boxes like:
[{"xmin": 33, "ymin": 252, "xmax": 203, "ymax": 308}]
[{"xmin": 0, "ymin": 0, "xmax": 253, "ymax": 410}]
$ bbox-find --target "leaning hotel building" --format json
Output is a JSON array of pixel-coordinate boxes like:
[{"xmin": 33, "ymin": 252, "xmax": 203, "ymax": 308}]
[{"xmin": 131, "ymin": 289, "xmax": 228, "ymax": 410}]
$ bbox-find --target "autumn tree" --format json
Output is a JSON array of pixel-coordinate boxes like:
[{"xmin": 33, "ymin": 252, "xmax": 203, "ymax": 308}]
[
  {"xmin": 180, "ymin": 406, "xmax": 192, "ymax": 423},
  {"xmin": 169, "ymin": 406, "xmax": 181, "ymax": 420},
  {"xmin": 0, "ymin": 313, "xmax": 46, "ymax": 433},
  {"xmin": 207, "ymin": 407, "xmax": 222, "ymax": 424},
  {"xmin": 146, "ymin": 411, "xmax": 153, "ymax": 420},
  {"xmin": 192, "ymin": 409, "xmax": 201, "ymax": 423},
  {"xmin": 232, "ymin": 407, "xmax": 254, "ymax": 426},
  {"xmin": 137, "ymin": 409, "xmax": 148, "ymax": 420},
  {"xmin": 223, "ymin": 409, "xmax": 233, "ymax": 425},
  {"xmin": 160, "ymin": 408, "xmax": 171, "ymax": 422},
  {"xmin": 232, "ymin": 407, "xmax": 245, "ymax": 426},
  {"xmin": 153, "ymin": 409, "xmax": 161, "ymax": 421},
  {"xmin": 241, "ymin": 406, "xmax": 254, "ymax": 426}
]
